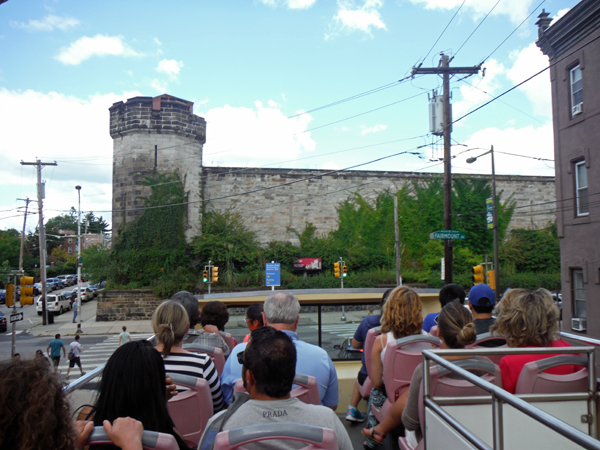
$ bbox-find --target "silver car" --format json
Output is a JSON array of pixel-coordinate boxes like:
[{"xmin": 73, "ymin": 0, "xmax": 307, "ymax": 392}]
[{"xmin": 36, "ymin": 294, "xmax": 71, "ymax": 315}]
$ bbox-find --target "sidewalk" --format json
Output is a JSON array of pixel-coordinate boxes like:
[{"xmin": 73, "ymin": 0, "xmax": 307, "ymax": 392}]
[{"xmin": 29, "ymin": 315, "xmax": 155, "ymax": 337}]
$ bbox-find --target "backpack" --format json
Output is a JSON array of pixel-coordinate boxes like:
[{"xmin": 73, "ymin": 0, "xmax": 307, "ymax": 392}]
[
  {"xmin": 198, "ymin": 392, "xmax": 250, "ymax": 450},
  {"xmin": 68, "ymin": 349, "xmax": 74, "ymax": 360}
]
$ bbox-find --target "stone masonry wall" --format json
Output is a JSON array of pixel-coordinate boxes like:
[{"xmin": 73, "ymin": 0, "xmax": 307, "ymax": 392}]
[
  {"xmin": 110, "ymin": 95, "xmax": 206, "ymax": 241},
  {"xmin": 202, "ymin": 167, "xmax": 556, "ymax": 244},
  {"xmin": 96, "ymin": 290, "xmax": 163, "ymax": 321}
]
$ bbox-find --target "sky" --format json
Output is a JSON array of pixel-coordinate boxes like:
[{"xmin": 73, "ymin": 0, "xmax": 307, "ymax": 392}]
[{"xmin": 0, "ymin": 0, "xmax": 577, "ymax": 233}]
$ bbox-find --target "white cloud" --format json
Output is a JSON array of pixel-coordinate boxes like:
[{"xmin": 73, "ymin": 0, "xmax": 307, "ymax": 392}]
[
  {"xmin": 10, "ymin": 14, "xmax": 80, "ymax": 32},
  {"xmin": 406, "ymin": 0, "xmax": 537, "ymax": 25},
  {"xmin": 150, "ymin": 78, "xmax": 168, "ymax": 93},
  {"xmin": 156, "ymin": 59, "xmax": 184, "ymax": 79},
  {"xmin": 0, "ymin": 88, "xmax": 142, "ymax": 230},
  {"xmin": 361, "ymin": 124, "xmax": 387, "ymax": 135},
  {"xmin": 56, "ymin": 35, "xmax": 140, "ymax": 65},
  {"xmin": 453, "ymin": 59, "xmax": 506, "ymax": 118},
  {"xmin": 154, "ymin": 37, "xmax": 163, "ymax": 46},
  {"xmin": 550, "ymin": 8, "xmax": 570, "ymax": 27},
  {"xmin": 258, "ymin": 0, "xmax": 317, "ymax": 9},
  {"xmin": 201, "ymin": 102, "xmax": 315, "ymax": 166},
  {"xmin": 461, "ymin": 122, "xmax": 554, "ymax": 176},
  {"xmin": 327, "ymin": 0, "xmax": 386, "ymax": 39},
  {"xmin": 506, "ymin": 43, "xmax": 551, "ymax": 117}
]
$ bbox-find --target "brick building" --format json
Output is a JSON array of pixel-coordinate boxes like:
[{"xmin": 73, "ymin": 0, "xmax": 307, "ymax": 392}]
[{"xmin": 537, "ymin": 0, "xmax": 600, "ymax": 337}]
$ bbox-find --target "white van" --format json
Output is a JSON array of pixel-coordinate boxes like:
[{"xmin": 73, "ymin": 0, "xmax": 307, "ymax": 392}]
[{"xmin": 36, "ymin": 294, "xmax": 71, "ymax": 315}]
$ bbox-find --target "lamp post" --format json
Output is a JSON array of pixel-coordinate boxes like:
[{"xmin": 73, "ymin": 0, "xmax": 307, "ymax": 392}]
[
  {"xmin": 75, "ymin": 185, "xmax": 83, "ymax": 334},
  {"xmin": 467, "ymin": 145, "xmax": 500, "ymax": 302}
]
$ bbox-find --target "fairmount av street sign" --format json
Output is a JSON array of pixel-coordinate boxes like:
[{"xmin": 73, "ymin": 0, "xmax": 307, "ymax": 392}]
[{"xmin": 429, "ymin": 230, "xmax": 466, "ymax": 240}]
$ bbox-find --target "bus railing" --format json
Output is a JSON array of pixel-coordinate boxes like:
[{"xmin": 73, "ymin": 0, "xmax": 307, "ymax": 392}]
[{"xmin": 421, "ymin": 346, "xmax": 599, "ymax": 450}]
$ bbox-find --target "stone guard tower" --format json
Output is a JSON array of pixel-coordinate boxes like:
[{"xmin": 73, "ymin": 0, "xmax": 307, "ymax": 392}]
[{"xmin": 109, "ymin": 95, "xmax": 206, "ymax": 241}]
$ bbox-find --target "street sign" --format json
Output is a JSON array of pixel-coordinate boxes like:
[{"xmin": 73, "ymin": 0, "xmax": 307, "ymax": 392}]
[
  {"xmin": 429, "ymin": 230, "xmax": 466, "ymax": 240},
  {"xmin": 10, "ymin": 313, "xmax": 23, "ymax": 323},
  {"xmin": 265, "ymin": 263, "xmax": 281, "ymax": 287},
  {"xmin": 486, "ymin": 198, "xmax": 493, "ymax": 229}
]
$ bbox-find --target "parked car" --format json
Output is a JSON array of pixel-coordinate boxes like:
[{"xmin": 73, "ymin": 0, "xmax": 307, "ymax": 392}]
[
  {"xmin": 36, "ymin": 294, "xmax": 71, "ymax": 315},
  {"xmin": 44, "ymin": 279, "xmax": 56, "ymax": 292},
  {"xmin": 33, "ymin": 283, "xmax": 42, "ymax": 295},
  {"xmin": 66, "ymin": 274, "xmax": 77, "ymax": 285},
  {"xmin": 71, "ymin": 287, "xmax": 94, "ymax": 302},
  {"xmin": 88, "ymin": 284, "xmax": 102, "ymax": 297},
  {"xmin": 0, "ymin": 289, "xmax": 5, "ymax": 304},
  {"xmin": 56, "ymin": 275, "xmax": 70, "ymax": 287},
  {"xmin": 0, "ymin": 311, "xmax": 6, "ymax": 332}
]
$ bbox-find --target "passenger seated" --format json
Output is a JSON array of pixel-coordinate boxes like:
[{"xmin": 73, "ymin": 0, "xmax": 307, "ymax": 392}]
[
  {"xmin": 346, "ymin": 288, "xmax": 393, "ymax": 423},
  {"xmin": 467, "ymin": 284, "xmax": 496, "ymax": 335},
  {"xmin": 242, "ymin": 302, "xmax": 263, "ymax": 343},
  {"xmin": 153, "ymin": 300, "xmax": 224, "ymax": 412},
  {"xmin": 491, "ymin": 288, "xmax": 579, "ymax": 394},
  {"xmin": 199, "ymin": 326, "xmax": 353, "ymax": 450},
  {"xmin": 422, "ymin": 283, "xmax": 465, "ymax": 333},
  {"xmin": 401, "ymin": 301, "xmax": 490, "ymax": 448},
  {"xmin": 364, "ymin": 286, "xmax": 425, "ymax": 449},
  {"xmin": 84, "ymin": 340, "xmax": 193, "ymax": 450},
  {"xmin": 0, "ymin": 357, "xmax": 144, "ymax": 450},
  {"xmin": 193, "ymin": 301, "xmax": 236, "ymax": 356}
]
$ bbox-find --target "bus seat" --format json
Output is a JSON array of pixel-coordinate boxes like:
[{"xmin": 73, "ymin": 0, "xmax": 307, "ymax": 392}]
[
  {"xmin": 515, "ymin": 355, "xmax": 589, "ymax": 395},
  {"xmin": 371, "ymin": 335, "xmax": 441, "ymax": 424},
  {"xmin": 217, "ymin": 330, "xmax": 236, "ymax": 354},
  {"xmin": 359, "ymin": 326, "xmax": 381, "ymax": 399},
  {"xmin": 86, "ymin": 427, "xmax": 178, "ymax": 450},
  {"xmin": 182, "ymin": 343, "xmax": 225, "ymax": 376},
  {"xmin": 234, "ymin": 373, "xmax": 320, "ymax": 405},
  {"xmin": 213, "ymin": 423, "xmax": 338, "ymax": 450},
  {"xmin": 468, "ymin": 333, "xmax": 508, "ymax": 365},
  {"xmin": 166, "ymin": 372, "xmax": 213, "ymax": 448}
]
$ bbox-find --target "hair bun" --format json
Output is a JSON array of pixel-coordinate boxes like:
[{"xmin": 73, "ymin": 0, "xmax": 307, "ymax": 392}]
[{"xmin": 456, "ymin": 322, "xmax": 477, "ymax": 347}]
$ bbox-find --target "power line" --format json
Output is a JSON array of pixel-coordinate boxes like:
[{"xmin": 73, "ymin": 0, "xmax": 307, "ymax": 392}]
[
  {"xmin": 418, "ymin": 0, "xmax": 467, "ymax": 66},
  {"xmin": 450, "ymin": 0, "xmax": 502, "ymax": 62}
]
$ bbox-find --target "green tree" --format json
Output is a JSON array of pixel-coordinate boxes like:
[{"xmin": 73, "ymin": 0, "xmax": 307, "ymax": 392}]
[
  {"xmin": 0, "ymin": 229, "xmax": 21, "ymax": 270},
  {"xmin": 83, "ymin": 212, "xmax": 110, "ymax": 233}
]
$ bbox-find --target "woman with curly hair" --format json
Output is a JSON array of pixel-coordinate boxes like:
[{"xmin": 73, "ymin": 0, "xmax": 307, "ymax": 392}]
[
  {"xmin": 193, "ymin": 300, "xmax": 236, "ymax": 356},
  {"xmin": 0, "ymin": 358, "xmax": 144, "ymax": 450},
  {"xmin": 491, "ymin": 288, "xmax": 578, "ymax": 394},
  {"xmin": 362, "ymin": 286, "xmax": 424, "ymax": 449}
]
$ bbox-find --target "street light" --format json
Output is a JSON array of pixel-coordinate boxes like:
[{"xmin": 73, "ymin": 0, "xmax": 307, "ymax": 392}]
[
  {"xmin": 75, "ymin": 185, "xmax": 83, "ymax": 334},
  {"xmin": 466, "ymin": 146, "xmax": 500, "ymax": 303}
]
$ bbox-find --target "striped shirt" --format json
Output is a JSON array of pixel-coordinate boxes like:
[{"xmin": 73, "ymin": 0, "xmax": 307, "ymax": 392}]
[{"xmin": 163, "ymin": 351, "xmax": 225, "ymax": 412}]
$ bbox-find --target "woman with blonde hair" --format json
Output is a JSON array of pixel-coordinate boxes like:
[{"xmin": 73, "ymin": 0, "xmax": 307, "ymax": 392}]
[
  {"xmin": 153, "ymin": 300, "xmax": 224, "ymax": 412},
  {"xmin": 491, "ymin": 288, "xmax": 578, "ymax": 394},
  {"xmin": 362, "ymin": 286, "xmax": 424, "ymax": 448}
]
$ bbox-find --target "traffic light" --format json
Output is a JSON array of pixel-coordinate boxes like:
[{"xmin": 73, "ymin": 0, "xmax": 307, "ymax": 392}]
[
  {"xmin": 342, "ymin": 265, "xmax": 348, "ymax": 277},
  {"xmin": 203, "ymin": 269, "xmax": 208, "ymax": 283},
  {"xmin": 5, "ymin": 284, "xmax": 14, "ymax": 307},
  {"xmin": 487, "ymin": 270, "xmax": 496, "ymax": 291},
  {"xmin": 20, "ymin": 276, "xmax": 35, "ymax": 305},
  {"xmin": 333, "ymin": 262, "xmax": 341, "ymax": 278},
  {"xmin": 472, "ymin": 265, "xmax": 485, "ymax": 285},
  {"xmin": 212, "ymin": 266, "xmax": 219, "ymax": 283}
]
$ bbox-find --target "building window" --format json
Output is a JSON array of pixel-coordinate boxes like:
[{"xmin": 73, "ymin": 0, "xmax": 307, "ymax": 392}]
[
  {"xmin": 570, "ymin": 65, "xmax": 583, "ymax": 116},
  {"xmin": 68, "ymin": 238, "xmax": 72, "ymax": 243},
  {"xmin": 575, "ymin": 161, "xmax": 589, "ymax": 216},
  {"xmin": 68, "ymin": 247, "xmax": 72, "ymax": 254},
  {"xmin": 572, "ymin": 269, "xmax": 586, "ymax": 318}
]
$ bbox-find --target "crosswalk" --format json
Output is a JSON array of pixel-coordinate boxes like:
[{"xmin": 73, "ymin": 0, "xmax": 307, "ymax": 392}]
[
  {"xmin": 306, "ymin": 324, "xmax": 359, "ymax": 339},
  {"xmin": 60, "ymin": 333, "xmax": 153, "ymax": 376}
]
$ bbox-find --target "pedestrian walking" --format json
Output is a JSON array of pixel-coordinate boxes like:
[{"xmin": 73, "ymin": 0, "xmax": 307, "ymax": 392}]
[
  {"xmin": 66, "ymin": 335, "xmax": 84, "ymax": 378},
  {"xmin": 73, "ymin": 299, "xmax": 79, "ymax": 323},
  {"xmin": 46, "ymin": 333, "xmax": 66, "ymax": 374},
  {"xmin": 119, "ymin": 326, "xmax": 132, "ymax": 346}
]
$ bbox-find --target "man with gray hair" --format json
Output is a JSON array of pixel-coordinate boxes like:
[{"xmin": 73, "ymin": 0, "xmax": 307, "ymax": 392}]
[{"xmin": 221, "ymin": 292, "xmax": 339, "ymax": 409}]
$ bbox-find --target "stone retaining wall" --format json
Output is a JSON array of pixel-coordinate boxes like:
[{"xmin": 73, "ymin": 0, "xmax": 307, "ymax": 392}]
[{"xmin": 96, "ymin": 290, "xmax": 163, "ymax": 321}]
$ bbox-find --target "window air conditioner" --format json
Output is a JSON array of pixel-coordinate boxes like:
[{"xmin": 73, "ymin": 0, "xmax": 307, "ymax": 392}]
[
  {"xmin": 572, "ymin": 103, "xmax": 583, "ymax": 116},
  {"xmin": 571, "ymin": 317, "xmax": 587, "ymax": 332}
]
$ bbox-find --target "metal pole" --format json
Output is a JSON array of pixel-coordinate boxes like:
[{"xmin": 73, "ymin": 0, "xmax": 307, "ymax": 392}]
[
  {"xmin": 442, "ymin": 54, "xmax": 453, "ymax": 284},
  {"xmin": 340, "ymin": 257, "xmax": 346, "ymax": 321},
  {"xmin": 11, "ymin": 273, "xmax": 18, "ymax": 357},
  {"xmin": 207, "ymin": 260, "xmax": 211, "ymax": 295},
  {"xmin": 76, "ymin": 186, "xmax": 83, "ymax": 333},
  {"xmin": 394, "ymin": 195, "xmax": 402, "ymax": 286},
  {"xmin": 492, "ymin": 393, "xmax": 504, "ymax": 450},
  {"xmin": 491, "ymin": 146, "xmax": 500, "ymax": 301}
]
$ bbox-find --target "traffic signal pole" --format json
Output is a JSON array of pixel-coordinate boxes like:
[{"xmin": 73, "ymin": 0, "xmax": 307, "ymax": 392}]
[{"xmin": 412, "ymin": 55, "xmax": 480, "ymax": 284}]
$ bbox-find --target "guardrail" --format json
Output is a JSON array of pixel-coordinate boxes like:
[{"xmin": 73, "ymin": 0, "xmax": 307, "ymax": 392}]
[{"xmin": 421, "ymin": 346, "xmax": 599, "ymax": 450}]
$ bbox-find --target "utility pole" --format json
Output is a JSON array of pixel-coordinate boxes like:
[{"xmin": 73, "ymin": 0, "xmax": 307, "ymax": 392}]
[
  {"xmin": 412, "ymin": 54, "xmax": 480, "ymax": 284},
  {"xmin": 21, "ymin": 160, "xmax": 57, "ymax": 325},
  {"xmin": 76, "ymin": 185, "xmax": 83, "ymax": 334}
]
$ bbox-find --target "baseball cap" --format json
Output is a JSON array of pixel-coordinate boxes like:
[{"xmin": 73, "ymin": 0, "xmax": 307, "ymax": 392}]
[{"xmin": 468, "ymin": 284, "xmax": 496, "ymax": 307}]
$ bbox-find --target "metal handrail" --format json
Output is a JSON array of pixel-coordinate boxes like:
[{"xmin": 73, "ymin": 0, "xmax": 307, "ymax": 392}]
[
  {"xmin": 422, "ymin": 347, "xmax": 600, "ymax": 450},
  {"xmin": 561, "ymin": 331, "xmax": 600, "ymax": 347},
  {"xmin": 63, "ymin": 334, "xmax": 156, "ymax": 394}
]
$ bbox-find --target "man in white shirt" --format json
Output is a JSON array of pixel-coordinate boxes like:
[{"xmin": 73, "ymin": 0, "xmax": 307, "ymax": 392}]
[{"xmin": 66, "ymin": 335, "xmax": 84, "ymax": 378}]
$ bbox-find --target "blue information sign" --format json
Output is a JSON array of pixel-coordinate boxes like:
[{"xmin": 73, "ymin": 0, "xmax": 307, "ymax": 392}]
[{"xmin": 266, "ymin": 263, "xmax": 281, "ymax": 287}]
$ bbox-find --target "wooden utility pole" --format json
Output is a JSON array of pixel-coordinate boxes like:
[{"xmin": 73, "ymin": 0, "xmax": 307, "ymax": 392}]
[
  {"xmin": 412, "ymin": 54, "xmax": 480, "ymax": 284},
  {"xmin": 20, "ymin": 160, "xmax": 57, "ymax": 325}
]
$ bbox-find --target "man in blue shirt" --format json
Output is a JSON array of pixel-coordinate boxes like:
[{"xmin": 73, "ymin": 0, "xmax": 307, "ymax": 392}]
[
  {"xmin": 221, "ymin": 292, "xmax": 339, "ymax": 410},
  {"xmin": 46, "ymin": 333, "xmax": 66, "ymax": 374},
  {"xmin": 422, "ymin": 283, "xmax": 466, "ymax": 333}
]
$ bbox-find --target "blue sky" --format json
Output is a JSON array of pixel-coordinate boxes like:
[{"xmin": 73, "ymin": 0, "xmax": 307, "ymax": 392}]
[{"xmin": 0, "ymin": 0, "xmax": 576, "ymax": 232}]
